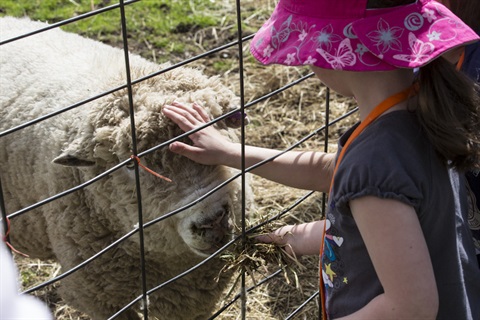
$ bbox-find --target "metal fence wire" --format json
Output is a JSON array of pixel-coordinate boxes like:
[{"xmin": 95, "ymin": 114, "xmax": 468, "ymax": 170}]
[{"xmin": 0, "ymin": 0, "xmax": 358, "ymax": 319}]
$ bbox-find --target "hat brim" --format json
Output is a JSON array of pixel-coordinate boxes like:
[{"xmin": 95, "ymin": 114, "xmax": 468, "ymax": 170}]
[{"xmin": 250, "ymin": 0, "xmax": 479, "ymax": 71}]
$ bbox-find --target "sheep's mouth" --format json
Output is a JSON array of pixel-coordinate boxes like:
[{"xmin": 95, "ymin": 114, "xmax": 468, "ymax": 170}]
[{"xmin": 189, "ymin": 207, "xmax": 232, "ymax": 255}]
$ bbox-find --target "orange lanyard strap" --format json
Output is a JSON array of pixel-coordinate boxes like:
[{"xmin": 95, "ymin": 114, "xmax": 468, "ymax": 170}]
[
  {"xmin": 456, "ymin": 48, "xmax": 466, "ymax": 71},
  {"xmin": 318, "ymin": 85, "xmax": 415, "ymax": 320},
  {"xmin": 331, "ymin": 85, "xmax": 416, "ymax": 189}
]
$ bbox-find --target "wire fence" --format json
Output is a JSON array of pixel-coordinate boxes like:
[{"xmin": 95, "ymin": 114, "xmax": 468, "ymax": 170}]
[{"xmin": 0, "ymin": 1, "xmax": 357, "ymax": 319}]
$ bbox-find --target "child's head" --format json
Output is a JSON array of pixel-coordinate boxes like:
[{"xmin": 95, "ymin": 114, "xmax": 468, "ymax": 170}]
[
  {"xmin": 251, "ymin": 0, "xmax": 480, "ymax": 171},
  {"xmin": 250, "ymin": 0, "xmax": 478, "ymax": 72}
]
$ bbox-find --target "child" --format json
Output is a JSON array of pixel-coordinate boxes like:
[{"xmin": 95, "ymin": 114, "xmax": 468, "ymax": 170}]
[{"xmin": 163, "ymin": 0, "xmax": 480, "ymax": 318}]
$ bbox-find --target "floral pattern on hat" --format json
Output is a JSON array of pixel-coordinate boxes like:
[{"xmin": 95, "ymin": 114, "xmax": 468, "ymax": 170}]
[
  {"xmin": 250, "ymin": 0, "xmax": 479, "ymax": 71},
  {"xmin": 366, "ymin": 19, "xmax": 404, "ymax": 54}
]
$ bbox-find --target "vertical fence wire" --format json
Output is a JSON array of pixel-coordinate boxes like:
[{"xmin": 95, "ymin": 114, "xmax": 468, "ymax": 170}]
[
  {"xmin": 234, "ymin": 0, "xmax": 248, "ymax": 318},
  {"xmin": 118, "ymin": 0, "xmax": 149, "ymax": 318},
  {"xmin": 319, "ymin": 87, "xmax": 331, "ymax": 319},
  {"xmin": 0, "ymin": 177, "xmax": 9, "ymax": 245}
]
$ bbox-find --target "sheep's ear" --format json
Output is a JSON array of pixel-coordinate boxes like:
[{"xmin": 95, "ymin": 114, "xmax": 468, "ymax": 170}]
[
  {"xmin": 52, "ymin": 153, "xmax": 96, "ymax": 167},
  {"xmin": 53, "ymin": 136, "xmax": 96, "ymax": 167}
]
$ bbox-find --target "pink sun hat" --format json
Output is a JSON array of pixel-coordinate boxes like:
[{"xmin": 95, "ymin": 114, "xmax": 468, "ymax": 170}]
[{"xmin": 250, "ymin": 0, "xmax": 479, "ymax": 71}]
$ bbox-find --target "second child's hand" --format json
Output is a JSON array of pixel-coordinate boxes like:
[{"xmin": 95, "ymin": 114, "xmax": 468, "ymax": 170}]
[{"xmin": 256, "ymin": 221, "xmax": 326, "ymax": 257}]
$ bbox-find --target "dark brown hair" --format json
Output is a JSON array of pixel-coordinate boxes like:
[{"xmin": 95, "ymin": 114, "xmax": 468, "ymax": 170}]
[
  {"xmin": 367, "ymin": 0, "xmax": 415, "ymax": 8},
  {"xmin": 447, "ymin": 0, "xmax": 480, "ymax": 30},
  {"xmin": 367, "ymin": 0, "xmax": 480, "ymax": 171},
  {"xmin": 415, "ymin": 58, "xmax": 480, "ymax": 170}
]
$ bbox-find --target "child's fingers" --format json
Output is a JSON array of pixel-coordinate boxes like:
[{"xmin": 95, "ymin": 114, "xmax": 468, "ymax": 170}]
[
  {"xmin": 162, "ymin": 106, "xmax": 196, "ymax": 132},
  {"xmin": 255, "ymin": 234, "xmax": 274, "ymax": 244},
  {"xmin": 170, "ymin": 101, "xmax": 209, "ymax": 124},
  {"xmin": 169, "ymin": 141, "xmax": 199, "ymax": 159},
  {"xmin": 163, "ymin": 103, "xmax": 206, "ymax": 131},
  {"xmin": 191, "ymin": 102, "xmax": 212, "ymax": 123}
]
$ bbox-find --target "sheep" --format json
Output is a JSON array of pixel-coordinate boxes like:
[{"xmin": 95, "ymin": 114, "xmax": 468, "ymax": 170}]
[{"xmin": 0, "ymin": 16, "xmax": 253, "ymax": 319}]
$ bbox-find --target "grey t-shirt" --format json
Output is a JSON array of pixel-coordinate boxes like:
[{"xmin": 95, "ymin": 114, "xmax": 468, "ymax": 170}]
[{"xmin": 322, "ymin": 111, "xmax": 480, "ymax": 319}]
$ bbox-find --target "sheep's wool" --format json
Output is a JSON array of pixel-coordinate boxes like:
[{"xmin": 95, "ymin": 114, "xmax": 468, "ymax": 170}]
[{"xmin": 0, "ymin": 16, "xmax": 253, "ymax": 319}]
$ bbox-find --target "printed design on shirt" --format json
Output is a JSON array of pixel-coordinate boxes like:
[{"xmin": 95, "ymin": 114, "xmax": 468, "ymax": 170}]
[
  {"xmin": 466, "ymin": 180, "xmax": 480, "ymax": 253},
  {"xmin": 321, "ymin": 217, "xmax": 348, "ymax": 289},
  {"xmin": 471, "ymin": 169, "xmax": 480, "ymax": 178}
]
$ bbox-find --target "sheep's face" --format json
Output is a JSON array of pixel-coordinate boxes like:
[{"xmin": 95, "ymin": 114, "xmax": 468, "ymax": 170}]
[
  {"xmin": 123, "ymin": 109, "xmax": 248, "ymax": 258},
  {"xmin": 53, "ymin": 66, "xmax": 252, "ymax": 259},
  {"xmin": 172, "ymin": 166, "xmax": 246, "ymax": 256},
  {"xmin": 121, "ymin": 148, "xmax": 249, "ymax": 258}
]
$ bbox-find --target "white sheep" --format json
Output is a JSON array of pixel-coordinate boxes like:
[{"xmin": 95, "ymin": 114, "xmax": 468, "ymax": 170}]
[{"xmin": 0, "ymin": 16, "xmax": 253, "ymax": 319}]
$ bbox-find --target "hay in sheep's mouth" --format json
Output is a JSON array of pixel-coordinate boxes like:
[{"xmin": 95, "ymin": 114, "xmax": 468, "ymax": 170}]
[{"xmin": 217, "ymin": 219, "xmax": 307, "ymax": 299}]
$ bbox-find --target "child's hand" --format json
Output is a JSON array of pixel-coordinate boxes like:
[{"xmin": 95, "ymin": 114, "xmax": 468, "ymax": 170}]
[
  {"xmin": 162, "ymin": 101, "xmax": 238, "ymax": 166},
  {"xmin": 256, "ymin": 225, "xmax": 298, "ymax": 257},
  {"xmin": 256, "ymin": 221, "xmax": 325, "ymax": 257}
]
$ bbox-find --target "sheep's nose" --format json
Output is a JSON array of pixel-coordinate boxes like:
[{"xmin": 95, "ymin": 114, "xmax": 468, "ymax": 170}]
[{"xmin": 191, "ymin": 206, "xmax": 231, "ymax": 247}]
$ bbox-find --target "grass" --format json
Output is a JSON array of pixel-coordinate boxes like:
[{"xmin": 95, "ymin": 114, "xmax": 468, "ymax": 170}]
[{"xmin": 0, "ymin": 0, "xmax": 243, "ymax": 63}]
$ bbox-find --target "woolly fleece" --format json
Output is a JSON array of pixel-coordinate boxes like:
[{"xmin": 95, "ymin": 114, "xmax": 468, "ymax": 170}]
[{"xmin": 0, "ymin": 16, "xmax": 253, "ymax": 319}]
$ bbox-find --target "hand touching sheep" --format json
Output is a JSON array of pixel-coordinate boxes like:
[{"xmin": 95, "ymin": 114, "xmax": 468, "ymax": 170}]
[{"xmin": 163, "ymin": 102, "xmax": 239, "ymax": 167}]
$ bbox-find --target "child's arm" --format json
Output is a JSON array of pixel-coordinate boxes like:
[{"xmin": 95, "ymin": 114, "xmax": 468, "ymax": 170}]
[
  {"xmin": 336, "ymin": 196, "xmax": 439, "ymax": 320},
  {"xmin": 162, "ymin": 101, "xmax": 334, "ymax": 192},
  {"xmin": 256, "ymin": 220, "xmax": 326, "ymax": 257}
]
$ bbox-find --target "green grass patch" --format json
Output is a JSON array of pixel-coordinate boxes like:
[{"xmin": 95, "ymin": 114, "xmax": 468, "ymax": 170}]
[{"xmin": 0, "ymin": 0, "xmax": 229, "ymax": 61}]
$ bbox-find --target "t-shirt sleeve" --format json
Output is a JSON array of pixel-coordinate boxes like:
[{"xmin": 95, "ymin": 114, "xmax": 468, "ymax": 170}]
[{"xmin": 332, "ymin": 115, "xmax": 432, "ymax": 211}]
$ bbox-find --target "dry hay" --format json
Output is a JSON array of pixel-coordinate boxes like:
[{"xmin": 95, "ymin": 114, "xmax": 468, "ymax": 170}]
[{"xmin": 10, "ymin": 0, "xmax": 360, "ymax": 318}]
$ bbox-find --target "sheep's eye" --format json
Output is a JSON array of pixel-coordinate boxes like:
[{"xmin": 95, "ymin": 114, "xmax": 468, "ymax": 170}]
[{"xmin": 125, "ymin": 161, "xmax": 135, "ymax": 170}]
